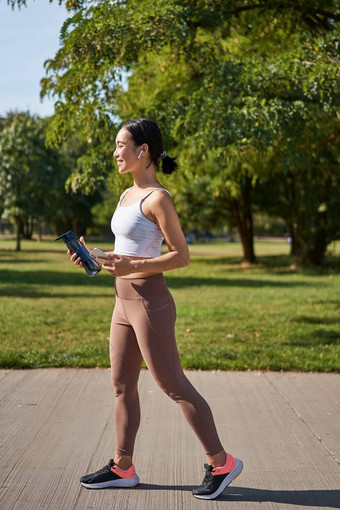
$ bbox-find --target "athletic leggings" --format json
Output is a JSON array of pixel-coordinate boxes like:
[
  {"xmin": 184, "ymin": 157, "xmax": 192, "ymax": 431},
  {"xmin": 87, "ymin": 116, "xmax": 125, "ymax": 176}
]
[{"xmin": 110, "ymin": 273, "xmax": 223, "ymax": 457}]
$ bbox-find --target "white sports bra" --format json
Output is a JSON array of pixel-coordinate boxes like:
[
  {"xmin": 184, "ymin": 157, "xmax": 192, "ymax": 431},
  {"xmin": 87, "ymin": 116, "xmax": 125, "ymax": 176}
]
[{"xmin": 111, "ymin": 188, "xmax": 171, "ymax": 258}]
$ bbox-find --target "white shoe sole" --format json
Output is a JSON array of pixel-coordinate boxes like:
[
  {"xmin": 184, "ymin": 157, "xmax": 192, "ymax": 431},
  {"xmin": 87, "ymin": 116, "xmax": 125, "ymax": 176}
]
[
  {"xmin": 193, "ymin": 458, "xmax": 243, "ymax": 500},
  {"xmin": 81, "ymin": 474, "xmax": 140, "ymax": 489}
]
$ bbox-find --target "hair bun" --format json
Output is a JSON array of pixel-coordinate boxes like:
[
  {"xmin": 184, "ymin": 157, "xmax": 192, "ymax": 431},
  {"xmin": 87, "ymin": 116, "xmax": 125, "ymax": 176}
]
[{"xmin": 161, "ymin": 153, "xmax": 178, "ymax": 174}]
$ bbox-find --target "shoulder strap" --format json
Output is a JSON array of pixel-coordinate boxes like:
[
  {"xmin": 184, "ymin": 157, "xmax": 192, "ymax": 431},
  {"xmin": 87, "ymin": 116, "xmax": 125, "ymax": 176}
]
[
  {"xmin": 141, "ymin": 188, "xmax": 171, "ymax": 202},
  {"xmin": 119, "ymin": 187, "xmax": 132, "ymax": 204}
]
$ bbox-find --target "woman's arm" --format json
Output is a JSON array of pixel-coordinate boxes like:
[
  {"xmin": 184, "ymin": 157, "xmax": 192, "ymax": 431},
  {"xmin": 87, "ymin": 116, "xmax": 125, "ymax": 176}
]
[{"xmin": 102, "ymin": 192, "xmax": 190, "ymax": 277}]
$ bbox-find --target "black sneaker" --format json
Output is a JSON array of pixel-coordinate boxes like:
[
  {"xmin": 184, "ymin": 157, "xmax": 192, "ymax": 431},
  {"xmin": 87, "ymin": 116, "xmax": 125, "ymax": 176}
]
[
  {"xmin": 80, "ymin": 459, "xmax": 140, "ymax": 489},
  {"xmin": 192, "ymin": 453, "xmax": 243, "ymax": 500}
]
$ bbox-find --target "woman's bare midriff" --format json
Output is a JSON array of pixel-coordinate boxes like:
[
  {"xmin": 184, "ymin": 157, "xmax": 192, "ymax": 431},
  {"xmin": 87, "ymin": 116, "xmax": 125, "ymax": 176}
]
[{"xmin": 119, "ymin": 255, "xmax": 160, "ymax": 279}]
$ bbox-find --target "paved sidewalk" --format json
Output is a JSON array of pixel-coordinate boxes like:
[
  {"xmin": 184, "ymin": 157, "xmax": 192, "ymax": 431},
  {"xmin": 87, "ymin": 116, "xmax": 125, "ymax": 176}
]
[{"xmin": 0, "ymin": 369, "xmax": 339, "ymax": 510}]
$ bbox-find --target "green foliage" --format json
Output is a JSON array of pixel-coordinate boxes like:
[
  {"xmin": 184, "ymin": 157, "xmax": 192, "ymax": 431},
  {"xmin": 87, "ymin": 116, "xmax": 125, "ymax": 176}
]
[
  {"xmin": 114, "ymin": 5, "xmax": 339, "ymax": 264},
  {"xmin": 260, "ymin": 111, "xmax": 340, "ymax": 264},
  {"xmin": 0, "ymin": 112, "xmax": 102, "ymax": 246},
  {"xmin": 53, "ymin": 133, "xmax": 103, "ymax": 235},
  {"xmin": 0, "ymin": 112, "xmax": 62, "ymax": 248},
  {"xmin": 6, "ymin": 0, "xmax": 339, "ymax": 264},
  {"xmin": 38, "ymin": 1, "xmax": 339, "ymax": 174}
]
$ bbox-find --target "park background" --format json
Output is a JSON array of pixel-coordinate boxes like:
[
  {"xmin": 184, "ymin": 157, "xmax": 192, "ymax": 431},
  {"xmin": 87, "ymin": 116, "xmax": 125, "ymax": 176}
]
[{"xmin": 0, "ymin": 0, "xmax": 339, "ymax": 372}]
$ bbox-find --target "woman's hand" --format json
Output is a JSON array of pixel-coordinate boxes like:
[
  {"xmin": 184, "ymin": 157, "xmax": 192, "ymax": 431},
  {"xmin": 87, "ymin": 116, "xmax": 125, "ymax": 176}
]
[
  {"xmin": 68, "ymin": 236, "xmax": 89, "ymax": 268},
  {"xmin": 101, "ymin": 253, "xmax": 134, "ymax": 277}
]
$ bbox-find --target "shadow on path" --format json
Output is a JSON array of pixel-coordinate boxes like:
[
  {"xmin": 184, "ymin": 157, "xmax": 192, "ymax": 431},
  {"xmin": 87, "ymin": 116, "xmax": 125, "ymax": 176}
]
[
  {"xmin": 107, "ymin": 484, "xmax": 340, "ymax": 508},
  {"xmin": 221, "ymin": 487, "xmax": 340, "ymax": 507}
]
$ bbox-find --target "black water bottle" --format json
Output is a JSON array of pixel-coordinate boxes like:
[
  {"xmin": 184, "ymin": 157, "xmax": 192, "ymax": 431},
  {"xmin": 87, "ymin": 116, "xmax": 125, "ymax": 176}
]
[{"xmin": 55, "ymin": 230, "xmax": 101, "ymax": 277}]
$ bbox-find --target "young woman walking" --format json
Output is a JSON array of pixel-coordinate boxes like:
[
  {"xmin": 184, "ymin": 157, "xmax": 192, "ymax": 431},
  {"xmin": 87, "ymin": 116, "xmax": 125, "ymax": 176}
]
[{"xmin": 70, "ymin": 118, "xmax": 243, "ymax": 500}]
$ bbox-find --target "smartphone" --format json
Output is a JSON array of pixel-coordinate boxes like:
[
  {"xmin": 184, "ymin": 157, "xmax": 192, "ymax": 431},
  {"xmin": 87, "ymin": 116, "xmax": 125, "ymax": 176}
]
[{"xmin": 90, "ymin": 248, "xmax": 112, "ymax": 261}]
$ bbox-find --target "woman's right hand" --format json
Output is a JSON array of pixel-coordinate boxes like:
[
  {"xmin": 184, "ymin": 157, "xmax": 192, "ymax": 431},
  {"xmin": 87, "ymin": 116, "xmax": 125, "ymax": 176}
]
[{"xmin": 68, "ymin": 236, "xmax": 89, "ymax": 268}]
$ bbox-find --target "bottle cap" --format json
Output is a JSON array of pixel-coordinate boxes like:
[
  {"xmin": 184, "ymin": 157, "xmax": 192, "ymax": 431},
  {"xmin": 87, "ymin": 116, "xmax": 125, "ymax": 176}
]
[{"xmin": 55, "ymin": 230, "xmax": 76, "ymax": 242}]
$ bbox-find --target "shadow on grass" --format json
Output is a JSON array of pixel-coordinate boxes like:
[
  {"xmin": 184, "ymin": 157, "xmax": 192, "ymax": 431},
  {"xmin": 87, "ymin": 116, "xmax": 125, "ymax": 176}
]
[
  {"xmin": 190, "ymin": 255, "xmax": 294, "ymax": 269},
  {"xmin": 0, "ymin": 248, "xmax": 71, "ymax": 255},
  {"xmin": 292, "ymin": 316, "xmax": 340, "ymax": 325},
  {"xmin": 0, "ymin": 269, "xmax": 114, "ymax": 298},
  {"xmin": 0, "ymin": 258, "xmax": 51, "ymax": 265},
  {"xmin": 0, "ymin": 269, "xmax": 314, "ymax": 299},
  {"xmin": 0, "ymin": 269, "xmax": 112, "ymax": 287},
  {"xmin": 0, "ymin": 288, "xmax": 114, "ymax": 299},
  {"xmin": 314, "ymin": 300, "xmax": 340, "ymax": 306},
  {"xmin": 288, "ymin": 315, "xmax": 340, "ymax": 346},
  {"xmin": 284, "ymin": 328, "xmax": 340, "ymax": 347},
  {"xmin": 166, "ymin": 275, "xmax": 313, "ymax": 289},
  {"xmin": 192, "ymin": 254, "xmax": 340, "ymax": 273}
]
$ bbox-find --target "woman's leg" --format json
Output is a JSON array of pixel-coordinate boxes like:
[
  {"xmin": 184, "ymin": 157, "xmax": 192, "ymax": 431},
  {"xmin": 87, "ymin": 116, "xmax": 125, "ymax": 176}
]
[
  {"xmin": 79, "ymin": 298, "xmax": 142, "ymax": 489},
  {"xmin": 110, "ymin": 298, "xmax": 143, "ymax": 467},
  {"xmin": 112, "ymin": 276, "xmax": 242, "ymax": 500},
  {"xmin": 126, "ymin": 283, "xmax": 224, "ymax": 457}
]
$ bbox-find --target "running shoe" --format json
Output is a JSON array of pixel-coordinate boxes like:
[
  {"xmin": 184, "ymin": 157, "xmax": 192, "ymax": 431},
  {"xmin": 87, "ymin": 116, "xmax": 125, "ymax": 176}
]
[
  {"xmin": 192, "ymin": 453, "xmax": 243, "ymax": 500},
  {"xmin": 80, "ymin": 459, "xmax": 140, "ymax": 489}
]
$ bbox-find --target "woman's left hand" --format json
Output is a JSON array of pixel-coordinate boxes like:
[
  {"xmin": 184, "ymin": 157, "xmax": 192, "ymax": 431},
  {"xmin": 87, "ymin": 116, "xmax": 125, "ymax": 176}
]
[{"xmin": 100, "ymin": 253, "xmax": 133, "ymax": 277}]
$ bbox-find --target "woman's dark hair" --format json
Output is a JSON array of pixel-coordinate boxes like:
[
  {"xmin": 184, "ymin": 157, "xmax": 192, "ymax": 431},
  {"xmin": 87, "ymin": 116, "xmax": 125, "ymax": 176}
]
[{"xmin": 122, "ymin": 118, "xmax": 178, "ymax": 174}]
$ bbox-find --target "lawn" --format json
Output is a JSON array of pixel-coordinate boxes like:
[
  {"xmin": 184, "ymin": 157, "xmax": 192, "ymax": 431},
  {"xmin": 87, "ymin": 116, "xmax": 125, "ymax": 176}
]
[{"xmin": 0, "ymin": 238, "xmax": 339, "ymax": 371}]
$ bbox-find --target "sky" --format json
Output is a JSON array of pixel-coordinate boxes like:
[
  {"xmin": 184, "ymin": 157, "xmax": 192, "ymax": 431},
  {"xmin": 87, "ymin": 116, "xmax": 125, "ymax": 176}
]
[{"xmin": 0, "ymin": 0, "xmax": 69, "ymax": 117}]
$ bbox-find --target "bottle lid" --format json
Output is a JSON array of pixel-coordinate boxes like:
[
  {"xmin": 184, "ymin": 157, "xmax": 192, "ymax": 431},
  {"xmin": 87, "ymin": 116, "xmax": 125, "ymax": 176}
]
[{"xmin": 55, "ymin": 230, "xmax": 76, "ymax": 242}]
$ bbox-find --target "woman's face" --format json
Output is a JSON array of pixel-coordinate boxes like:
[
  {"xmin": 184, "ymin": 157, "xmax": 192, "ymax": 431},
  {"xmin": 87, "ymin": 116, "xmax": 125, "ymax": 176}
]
[{"xmin": 113, "ymin": 128, "xmax": 141, "ymax": 174}]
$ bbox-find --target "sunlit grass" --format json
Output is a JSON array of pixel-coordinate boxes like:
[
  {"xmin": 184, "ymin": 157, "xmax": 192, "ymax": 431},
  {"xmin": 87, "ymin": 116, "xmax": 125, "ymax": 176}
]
[{"xmin": 0, "ymin": 238, "xmax": 339, "ymax": 371}]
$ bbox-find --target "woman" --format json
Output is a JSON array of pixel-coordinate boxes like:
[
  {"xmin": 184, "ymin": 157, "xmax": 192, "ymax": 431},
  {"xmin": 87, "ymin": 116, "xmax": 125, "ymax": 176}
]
[{"xmin": 71, "ymin": 118, "xmax": 243, "ymax": 500}]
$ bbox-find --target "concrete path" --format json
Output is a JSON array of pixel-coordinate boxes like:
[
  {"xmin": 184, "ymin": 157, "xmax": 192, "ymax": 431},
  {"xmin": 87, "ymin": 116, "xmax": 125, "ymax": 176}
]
[{"xmin": 0, "ymin": 369, "xmax": 339, "ymax": 510}]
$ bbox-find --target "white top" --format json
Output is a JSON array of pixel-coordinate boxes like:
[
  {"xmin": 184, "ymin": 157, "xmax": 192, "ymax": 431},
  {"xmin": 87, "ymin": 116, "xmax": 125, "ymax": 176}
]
[{"xmin": 111, "ymin": 188, "xmax": 171, "ymax": 258}]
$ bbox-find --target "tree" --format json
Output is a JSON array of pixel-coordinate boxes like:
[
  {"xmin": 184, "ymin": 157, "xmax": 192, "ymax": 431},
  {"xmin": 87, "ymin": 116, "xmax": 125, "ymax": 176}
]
[
  {"xmin": 110, "ymin": 4, "xmax": 339, "ymax": 263},
  {"xmin": 0, "ymin": 112, "xmax": 61, "ymax": 250},
  {"xmin": 53, "ymin": 134, "xmax": 103, "ymax": 236},
  {"xmin": 259, "ymin": 113, "xmax": 340, "ymax": 264},
  {"xmin": 8, "ymin": 1, "xmax": 339, "ymax": 263},
  {"xmin": 0, "ymin": 112, "xmax": 102, "ymax": 250}
]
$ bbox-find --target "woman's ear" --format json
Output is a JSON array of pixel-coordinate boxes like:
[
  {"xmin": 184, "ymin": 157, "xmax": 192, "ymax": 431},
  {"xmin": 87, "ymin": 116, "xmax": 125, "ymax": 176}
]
[{"xmin": 137, "ymin": 144, "xmax": 149, "ymax": 159}]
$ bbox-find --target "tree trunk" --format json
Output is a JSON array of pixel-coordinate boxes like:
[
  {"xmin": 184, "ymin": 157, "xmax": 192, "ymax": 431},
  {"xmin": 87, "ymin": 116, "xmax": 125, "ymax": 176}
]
[
  {"xmin": 231, "ymin": 198, "xmax": 256, "ymax": 264},
  {"xmin": 37, "ymin": 220, "xmax": 43, "ymax": 242},
  {"xmin": 286, "ymin": 223, "xmax": 301, "ymax": 257},
  {"xmin": 305, "ymin": 227, "xmax": 327, "ymax": 265},
  {"xmin": 292, "ymin": 177, "xmax": 330, "ymax": 265},
  {"xmin": 303, "ymin": 179, "xmax": 332, "ymax": 265},
  {"xmin": 15, "ymin": 216, "xmax": 21, "ymax": 252},
  {"xmin": 21, "ymin": 217, "xmax": 34, "ymax": 239}
]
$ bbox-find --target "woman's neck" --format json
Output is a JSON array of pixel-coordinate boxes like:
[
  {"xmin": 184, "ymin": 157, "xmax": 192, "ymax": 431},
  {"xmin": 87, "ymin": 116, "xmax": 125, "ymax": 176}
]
[{"xmin": 132, "ymin": 168, "xmax": 160, "ymax": 190}]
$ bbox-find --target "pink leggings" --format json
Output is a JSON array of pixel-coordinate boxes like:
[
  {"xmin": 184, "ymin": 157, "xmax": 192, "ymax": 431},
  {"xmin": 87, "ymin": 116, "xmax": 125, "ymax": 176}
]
[{"xmin": 110, "ymin": 273, "xmax": 223, "ymax": 457}]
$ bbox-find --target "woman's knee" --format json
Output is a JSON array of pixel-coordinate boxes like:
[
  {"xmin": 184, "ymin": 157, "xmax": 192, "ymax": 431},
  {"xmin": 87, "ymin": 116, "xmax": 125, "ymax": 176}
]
[
  {"xmin": 154, "ymin": 371, "xmax": 198, "ymax": 404},
  {"xmin": 110, "ymin": 359, "xmax": 141, "ymax": 397},
  {"xmin": 112, "ymin": 377, "xmax": 138, "ymax": 400},
  {"xmin": 155, "ymin": 377, "xmax": 187, "ymax": 403}
]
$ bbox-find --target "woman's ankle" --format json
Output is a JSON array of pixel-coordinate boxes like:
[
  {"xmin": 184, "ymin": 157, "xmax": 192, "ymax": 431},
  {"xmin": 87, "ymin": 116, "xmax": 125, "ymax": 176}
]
[
  {"xmin": 206, "ymin": 449, "xmax": 227, "ymax": 468},
  {"xmin": 114, "ymin": 455, "xmax": 133, "ymax": 470}
]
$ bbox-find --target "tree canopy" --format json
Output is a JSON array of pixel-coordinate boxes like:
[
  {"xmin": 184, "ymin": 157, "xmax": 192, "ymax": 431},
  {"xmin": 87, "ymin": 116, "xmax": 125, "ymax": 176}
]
[
  {"xmin": 0, "ymin": 112, "xmax": 102, "ymax": 249},
  {"xmin": 7, "ymin": 0, "xmax": 340, "ymax": 263},
  {"xmin": 0, "ymin": 113, "xmax": 60, "ymax": 249}
]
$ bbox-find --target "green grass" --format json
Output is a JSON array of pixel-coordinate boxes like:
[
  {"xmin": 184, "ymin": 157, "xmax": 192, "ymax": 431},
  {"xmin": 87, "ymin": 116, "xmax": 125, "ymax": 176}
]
[{"xmin": 0, "ymin": 238, "xmax": 339, "ymax": 371}]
